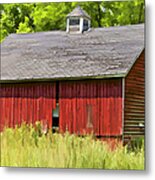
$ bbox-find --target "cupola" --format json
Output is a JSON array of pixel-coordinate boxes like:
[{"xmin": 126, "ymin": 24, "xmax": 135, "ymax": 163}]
[{"xmin": 66, "ymin": 6, "xmax": 91, "ymax": 34}]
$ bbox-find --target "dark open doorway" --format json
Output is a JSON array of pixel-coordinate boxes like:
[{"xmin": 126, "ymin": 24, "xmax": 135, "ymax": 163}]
[
  {"xmin": 52, "ymin": 103, "xmax": 59, "ymax": 133},
  {"xmin": 52, "ymin": 82, "xmax": 59, "ymax": 133}
]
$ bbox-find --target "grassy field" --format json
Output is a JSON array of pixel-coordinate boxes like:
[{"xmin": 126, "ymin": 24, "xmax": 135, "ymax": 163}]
[{"xmin": 0, "ymin": 123, "xmax": 144, "ymax": 170}]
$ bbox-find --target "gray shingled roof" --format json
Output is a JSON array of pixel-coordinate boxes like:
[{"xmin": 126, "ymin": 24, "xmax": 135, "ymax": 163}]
[
  {"xmin": 1, "ymin": 24, "xmax": 144, "ymax": 82},
  {"xmin": 67, "ymin": 6, "xmax": 91, "ymax": 19}
]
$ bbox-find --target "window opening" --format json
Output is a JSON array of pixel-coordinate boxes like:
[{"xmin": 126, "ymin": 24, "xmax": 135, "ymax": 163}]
[
  {"xmin": 83, "ymin": 19, "xmax": 88, "ymax": 31},
  {"xmin": 69, "ymin": 18, "xmax": 80, "ymax": 26}
]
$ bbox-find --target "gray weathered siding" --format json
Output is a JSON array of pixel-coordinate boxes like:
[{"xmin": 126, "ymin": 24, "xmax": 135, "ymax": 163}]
[{"xmin": 124, "ymin": 50, "xmax": 145, "ymax": 144}]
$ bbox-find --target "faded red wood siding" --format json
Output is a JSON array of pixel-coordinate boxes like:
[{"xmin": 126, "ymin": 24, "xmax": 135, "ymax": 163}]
[
  {"xmin": 124, "ymin": 51, "xmax": 145, "ymax": 143},
  {"xmin": 0, "ymin": 83, "xmax": 56, "ymax": 131},
  {"xmin": 59, "ymin": 79, "xmax": 122, "ymax": 136}
]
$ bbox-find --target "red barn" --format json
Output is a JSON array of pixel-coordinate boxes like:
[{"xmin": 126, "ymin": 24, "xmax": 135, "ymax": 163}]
[{"xmin": 0, "ymin": 7, "xmax": 144, "ymax": 144}]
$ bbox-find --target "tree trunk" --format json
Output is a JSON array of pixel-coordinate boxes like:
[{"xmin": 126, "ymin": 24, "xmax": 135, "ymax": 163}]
[
  {"xmin": 138, "ymin": 3, "xmax": 144, "ymax": 23},
  {"xmin": 97, "ymin": 2, "xmax": 102, "ymax": 27}
]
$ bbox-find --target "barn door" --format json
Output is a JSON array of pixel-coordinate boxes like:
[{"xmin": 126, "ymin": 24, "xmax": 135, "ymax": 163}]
[
  {"xmin": 0, "ymin": 83, "xmax": 56, "ymax": 131},
  {"xmin": 59, "ymin": 81, "xmax": 98, "ymax": 135},
  {"xmin": 59, "ymin": 79, "xmax": 122, "ymax": 137}
]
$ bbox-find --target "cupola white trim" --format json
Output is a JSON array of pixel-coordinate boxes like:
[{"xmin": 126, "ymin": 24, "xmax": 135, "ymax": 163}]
[{"xmin": 66, "ymin": 6, "xmax": 91, "ymax": 34}]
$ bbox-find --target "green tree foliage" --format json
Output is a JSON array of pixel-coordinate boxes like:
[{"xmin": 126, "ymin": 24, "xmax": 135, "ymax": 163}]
[
  {"xmin": 16, "ymin": 16, "xmax": 33, "ymax": 33},
  {"xmin": 0, "ymin": 0, "xmax": 144, "ymax": 42},
  {"xmin": 32, "ymin": 2, "xmax": 72, "ymax": 31},
  {"xmin": 0, "ymin": 3, "xmax": 35, "ymax": 41}
]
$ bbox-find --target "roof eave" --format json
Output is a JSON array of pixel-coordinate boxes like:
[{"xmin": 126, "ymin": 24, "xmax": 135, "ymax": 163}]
[
  {"xmin": 0, "ymin": 73, "xmax": 126, "ymax": 84},
  {"xmin": 66, "ymin": 14, "xmax": 91, "ymax": 20}
]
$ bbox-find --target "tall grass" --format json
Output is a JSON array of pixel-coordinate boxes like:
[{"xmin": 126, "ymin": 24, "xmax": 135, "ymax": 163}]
[{"xmin": 1, "ymin": 123, "xmax": 144, "ymax": 170}]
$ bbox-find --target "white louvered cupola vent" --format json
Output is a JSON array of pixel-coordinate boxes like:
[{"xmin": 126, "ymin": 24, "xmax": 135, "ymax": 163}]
[{"xmin": 66, "ymin": 6, "xmax": 91, "ymax": 34}]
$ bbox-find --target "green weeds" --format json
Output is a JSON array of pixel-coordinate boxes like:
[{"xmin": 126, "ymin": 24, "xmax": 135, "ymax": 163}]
[{"xmin": 1, "ymin": 123, "xmax": 144, "ymax": 170}]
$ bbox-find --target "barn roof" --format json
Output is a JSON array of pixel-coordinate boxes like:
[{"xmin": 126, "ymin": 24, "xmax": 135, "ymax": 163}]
[{"xmin": 1, "ymin": 24, "xmax": 144, "ymax": 82}]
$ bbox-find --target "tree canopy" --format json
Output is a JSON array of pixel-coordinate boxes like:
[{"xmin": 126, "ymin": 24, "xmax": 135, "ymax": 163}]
[{"xmin": 0, "ymin": 0, "xmax": 144, "ymax": 42}]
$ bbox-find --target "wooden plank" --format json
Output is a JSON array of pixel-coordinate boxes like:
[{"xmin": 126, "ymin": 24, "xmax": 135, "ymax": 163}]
[
  {"xmin": 124, "ymin": 127, "xmax": 144, "ymax": 131},
  {"xmin": 124, "ymin": 132, "xmax": 144, "ymax": 135},
  {"xmin": 124, "ymin": 109, "xmax": 145, "ymax": 113},
  {"xmin": 124, "ymin": 51, "xmax": 145, "ymax": 144},
  {"xmin": 124, "ymin": 119, "xmax": 144, "ymax": 124},
  {"xmin": 125, "ymin": 99, "xmax": 145, "ymax": 103},
  {"xmin": 125, "ymin": 94, "xmax": 144, "ymax": 98}
]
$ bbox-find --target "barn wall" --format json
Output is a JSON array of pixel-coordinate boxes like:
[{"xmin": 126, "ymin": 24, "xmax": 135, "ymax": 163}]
[
  {"xmin": 0, "ymin": 83, "xmax": 56, "ymax": 131},
  {"xmin": 124, "ymin": 51, "xmax": 145, "ymax": 144},
  {"xmin": 59, "ymin": 79, "xmax": 123, "ymax": 137}
]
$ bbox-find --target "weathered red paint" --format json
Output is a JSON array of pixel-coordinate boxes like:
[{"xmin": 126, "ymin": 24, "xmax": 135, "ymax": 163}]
[
  {"xmin": 0, "ymin": 53, "xmax": 145, "ymax": 145},
  {"xmin": 0, "ymin": 83, "xmax": 56, "ymax": 131},
  {"xmin": 59, "ymin": 79, "xmax": 122, "ymax": 136},
  {"xmin": 1, "ymin": 78, "xmax": 123, "ymax": 138}
]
